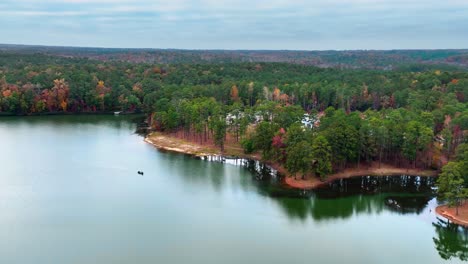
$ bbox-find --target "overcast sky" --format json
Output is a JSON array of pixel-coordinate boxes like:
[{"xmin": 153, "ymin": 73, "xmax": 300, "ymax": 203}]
[{"xmin": 1, "ymin": 0, "xmax": 468, "ymax": 50}]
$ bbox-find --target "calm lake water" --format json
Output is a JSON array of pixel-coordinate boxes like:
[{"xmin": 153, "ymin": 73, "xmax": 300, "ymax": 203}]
[{"xmin": 0, "ymin": 115, "xmax": 466, "ymax": 264}]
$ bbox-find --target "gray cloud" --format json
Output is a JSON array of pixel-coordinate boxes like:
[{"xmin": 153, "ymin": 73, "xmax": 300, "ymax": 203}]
[{"xmin": 1, "ymin": 0, "xmax": 467, "ymax": 49}]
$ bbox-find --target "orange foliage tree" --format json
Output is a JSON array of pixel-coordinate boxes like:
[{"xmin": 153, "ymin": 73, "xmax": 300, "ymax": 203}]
[
  {"xmin": 230, "ymin": 85, "xmax": 239, "ymax": 102},
  {"xmin": 46, "ymin": 79, "xmax": 69, "ymax": 112}
]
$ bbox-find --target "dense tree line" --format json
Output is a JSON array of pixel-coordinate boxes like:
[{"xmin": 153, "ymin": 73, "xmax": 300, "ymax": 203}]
[
  {"xmin": 1, "ymin": 53, "xmax": 467, "ymax": 115},
  {"xmin": 149, "ymin": 97, "xmax": 466, "ymax": 181},
  {"xmin": 2, "ymin": 45, "xmax": 468, "ymax": 68},
  {"xmin": 1, "ymin": 52, "xmax": 467, "ymax": 183}
]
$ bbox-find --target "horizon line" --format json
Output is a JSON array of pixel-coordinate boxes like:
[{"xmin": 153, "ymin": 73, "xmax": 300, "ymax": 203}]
[{"xmin": 2, "ymin": 42, "xmax": 468, "ymax": 53}]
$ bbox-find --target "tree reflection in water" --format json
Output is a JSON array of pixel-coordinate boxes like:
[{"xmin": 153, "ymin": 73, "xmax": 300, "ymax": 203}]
[
  {"xmin": 272, "ymin": 175, "xmax": 436, "ymax": 222},
  {"xmin": 432, "ymin": 218, "xmax": 468, "ymax": 261},
  {"xmin": 313, "ymin": 175, "xmax": 436, "ymax": 199},
  {"xmin": 240, "ymin": 159, "xmax": 437, "ymax": 220},
  {"xmin": 266, "ymin": 173, "xmax": 468, "ymax": 262},
  {"xmin": 201, "ymin": 159, "xmax": 437, "ymax": 218},
  {"xmin": 191, "ymin": 157, "xmax": 468, "ymax": 261},
  {"xmin": 384, "ymin": 195, "xmax": 432, "ymax": 214}
]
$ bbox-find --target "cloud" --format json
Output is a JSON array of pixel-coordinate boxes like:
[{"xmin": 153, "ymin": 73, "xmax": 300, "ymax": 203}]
[{"xmin": 0, "ymin": 0, "xmax": 467, "ymax": 49}]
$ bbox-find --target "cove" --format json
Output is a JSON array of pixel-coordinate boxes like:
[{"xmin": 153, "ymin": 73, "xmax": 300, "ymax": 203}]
[{"xmin": 0, "ymin": 115, "xmax": 466, "ymax": 264}]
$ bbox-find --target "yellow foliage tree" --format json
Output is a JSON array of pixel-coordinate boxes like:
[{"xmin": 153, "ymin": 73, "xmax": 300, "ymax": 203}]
[{"xmin": 273, "ymin": 87, "xmax": 281, "ymax": 101}]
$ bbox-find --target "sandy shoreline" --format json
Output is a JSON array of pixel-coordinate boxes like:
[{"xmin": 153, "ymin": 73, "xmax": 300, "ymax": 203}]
[
  {"xmin": 435, "ymin": 204, "xmax": 468, "ymax": 228},
  {"xmin": 144, "ymin": 133, "xmax": 227, "ymax": 157},
  {"xmin": 145, "ymin": 132, "xmax": 438, "ymax": 190}
]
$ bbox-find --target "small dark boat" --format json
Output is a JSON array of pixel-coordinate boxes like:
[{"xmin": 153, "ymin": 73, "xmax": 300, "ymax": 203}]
[{"xmin": 138, "ymin": 171, "xmax": 144, "ymax": 175}]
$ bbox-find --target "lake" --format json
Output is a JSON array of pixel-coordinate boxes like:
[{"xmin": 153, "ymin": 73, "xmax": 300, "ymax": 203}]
[{"xmin": 0, "ymin": 115, "xmax": 466, "ymax": 264}]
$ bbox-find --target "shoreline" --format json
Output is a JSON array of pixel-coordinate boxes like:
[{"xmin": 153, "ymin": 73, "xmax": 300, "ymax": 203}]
[
  {"xmin": 144, "ymin": 132, "xmax": 232, "ymax": 158},
  {"xmin": 144, "ymin": 132, "xmax": 438, "ymax": 190},
  {"xmin": 285, "ymin": 164, "xmax": 437, "ymax": 189},
  {"xmin": 435, "ymin": 204, "xmax": 468, "ymax": 228},
  {"xmin": 0, "ymin": 111, "xmax": 141, "ymax": 117}
]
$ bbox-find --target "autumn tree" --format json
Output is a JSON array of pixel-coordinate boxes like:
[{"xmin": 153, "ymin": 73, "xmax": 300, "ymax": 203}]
[
  {"xmin": 230, "ymin": 85, "xmax": 239, "ymax": 102},
  {"xmin": 272, "ymin": 87, "xmax": 281, "ymax": 101},
  {"xmin": 48, "ymin": 79, "xmax": 70, "ymax": 112},
  {"xmin": 95, "ymin": 80, "xmax": 111, "ymax": 111},
  {"xmin": 271, "ymin": 128, "xmax": 286, "ymax": 162}
]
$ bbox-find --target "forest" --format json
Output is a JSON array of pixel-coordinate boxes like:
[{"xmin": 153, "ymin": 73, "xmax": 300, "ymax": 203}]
[
  {"xmin": 2, "ymin": 44, "xmax": 468, "ymax": 69},
  {"xmin": 0, "ymin": 49, "xmax": 467, "ymax": 202}
]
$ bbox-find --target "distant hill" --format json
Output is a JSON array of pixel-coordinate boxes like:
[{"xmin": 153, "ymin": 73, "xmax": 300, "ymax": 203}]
[{"xmin": 1, "ymin": 44, "xmax": 468, "ymax": 69}]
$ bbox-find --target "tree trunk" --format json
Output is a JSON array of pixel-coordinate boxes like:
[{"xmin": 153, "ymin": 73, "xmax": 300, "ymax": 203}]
[
  {"xmin": 379, "ymin": 148, "xmax": 382, "ymax": 168},
  {"xmin": 204, "ymin": 125, "xmax": 207, "ymax": 143},
  {"xmin": 357, "ymin": 150, "xmax": 361, "ymax": 169}
]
